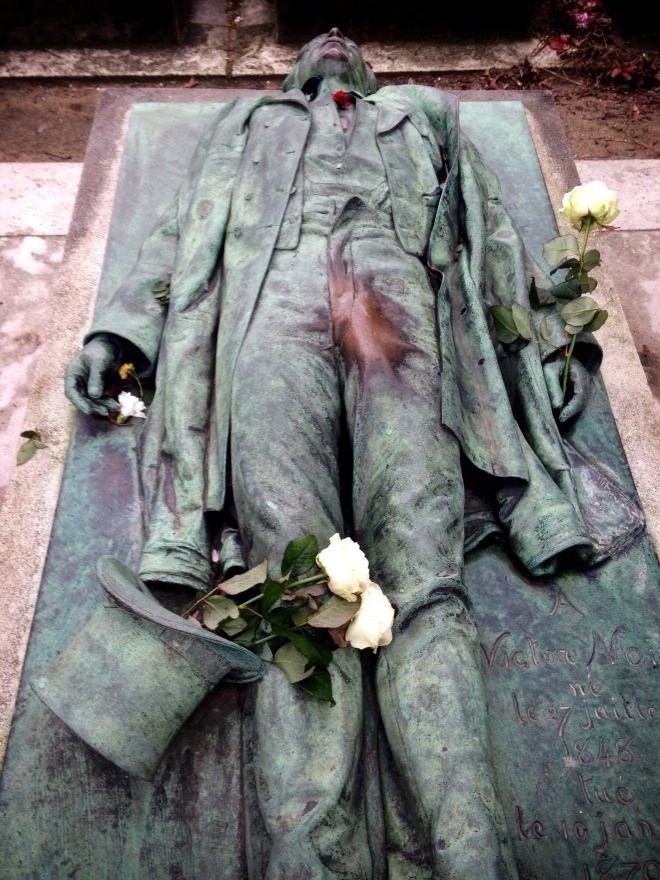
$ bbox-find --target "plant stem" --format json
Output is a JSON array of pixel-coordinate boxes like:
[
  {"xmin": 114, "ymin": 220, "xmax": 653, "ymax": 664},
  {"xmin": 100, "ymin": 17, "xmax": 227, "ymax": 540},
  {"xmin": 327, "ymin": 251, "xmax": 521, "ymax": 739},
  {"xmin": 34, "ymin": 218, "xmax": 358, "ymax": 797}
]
[
  {"xmin": 253, "ymin": 634, "xmax": 280, "ymax": 647},
  {"xmin": 183, "ymin": 585, "xmax": 221, "ymax": 618},
  {"xmin": 288, "ymin": 573, "xmax": 327, "ymax": 589},
  {"xmin": 579, "ymin": 218, "xmax": 592, "ymax": 265},
  {"xmin": 562, "ymin": 218, "xmax": 592, "ymax": 404},
  {"xmin": 128, "ymin": 366, "xmax": 144, "ymax": 400},
  {"xmin": 237, "ymin": 592, "xmax": 264, "ymax": 610},
  {"xmin": 183, "ymin": 572, "xmax": 326, "ymax": 620},
  {"xmin": 562, "ymin": 333, "xmax": 578, "ymax": 398}
]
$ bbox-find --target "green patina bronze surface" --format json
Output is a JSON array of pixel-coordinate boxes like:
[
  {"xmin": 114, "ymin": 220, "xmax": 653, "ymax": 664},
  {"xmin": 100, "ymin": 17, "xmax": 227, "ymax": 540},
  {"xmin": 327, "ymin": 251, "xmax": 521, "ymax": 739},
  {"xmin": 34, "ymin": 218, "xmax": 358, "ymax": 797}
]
[{"xmin": 0, "ymin": 62, "xmax": 658, "ymax": 880}]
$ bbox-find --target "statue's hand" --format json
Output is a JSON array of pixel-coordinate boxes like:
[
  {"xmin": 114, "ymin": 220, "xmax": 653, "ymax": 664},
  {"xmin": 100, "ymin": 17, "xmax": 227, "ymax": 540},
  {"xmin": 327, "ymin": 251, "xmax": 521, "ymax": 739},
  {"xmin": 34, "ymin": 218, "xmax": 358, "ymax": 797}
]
[
  {"xmin": 64, "ymin": 335, "xmax": 121, "ymax": 416},
  {"xmin": 543, "ymin": 356, "xmax": 591, "ymax": 423}
]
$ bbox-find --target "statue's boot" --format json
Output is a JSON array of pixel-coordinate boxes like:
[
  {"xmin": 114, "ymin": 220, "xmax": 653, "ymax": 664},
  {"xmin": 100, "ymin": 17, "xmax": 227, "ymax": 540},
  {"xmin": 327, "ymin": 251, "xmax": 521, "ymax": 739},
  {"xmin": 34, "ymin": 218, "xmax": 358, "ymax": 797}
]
[
  {"xmin": 32, "ymin": 556, "xmax": 265, "ymax": 780},
  {"xmin": 376, "ymin": 593, "xmax": 520, "ymax": 880}
]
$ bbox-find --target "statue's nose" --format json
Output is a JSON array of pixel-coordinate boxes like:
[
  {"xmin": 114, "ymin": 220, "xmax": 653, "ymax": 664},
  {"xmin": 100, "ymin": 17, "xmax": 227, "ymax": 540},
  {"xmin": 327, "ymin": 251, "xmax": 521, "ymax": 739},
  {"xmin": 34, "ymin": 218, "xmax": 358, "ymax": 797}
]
[{"xmin": 327, "ymin": 27, "xmax": 344, "ymax": 39}]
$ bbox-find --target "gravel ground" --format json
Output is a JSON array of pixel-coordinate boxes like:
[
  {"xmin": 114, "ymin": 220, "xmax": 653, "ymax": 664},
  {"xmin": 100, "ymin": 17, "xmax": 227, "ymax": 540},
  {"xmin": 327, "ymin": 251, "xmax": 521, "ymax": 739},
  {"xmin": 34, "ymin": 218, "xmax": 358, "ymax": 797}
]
[{"xmin": 0, "ymin": 70, "xmax": 657, "ymax": 162}]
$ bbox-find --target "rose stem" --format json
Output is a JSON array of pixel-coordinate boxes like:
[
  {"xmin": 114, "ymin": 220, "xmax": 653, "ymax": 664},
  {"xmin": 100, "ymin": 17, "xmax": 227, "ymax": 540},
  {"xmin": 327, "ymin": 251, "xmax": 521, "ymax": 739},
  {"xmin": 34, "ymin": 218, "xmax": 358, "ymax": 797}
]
[{"xmin": 562, "ymin": 217, "xmax": 592, "ymax": 401}]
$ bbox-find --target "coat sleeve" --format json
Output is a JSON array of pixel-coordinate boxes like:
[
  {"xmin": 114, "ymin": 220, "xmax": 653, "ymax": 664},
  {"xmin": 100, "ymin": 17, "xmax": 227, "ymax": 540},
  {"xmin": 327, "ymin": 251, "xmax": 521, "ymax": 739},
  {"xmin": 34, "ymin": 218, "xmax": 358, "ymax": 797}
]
[
  {"xmin": 455, "ymin": 133, "xmax": 645, "ymax": 574},
  {"xmin": 85, "ymin": 101, "xmax": 237, "ymax": 374}
]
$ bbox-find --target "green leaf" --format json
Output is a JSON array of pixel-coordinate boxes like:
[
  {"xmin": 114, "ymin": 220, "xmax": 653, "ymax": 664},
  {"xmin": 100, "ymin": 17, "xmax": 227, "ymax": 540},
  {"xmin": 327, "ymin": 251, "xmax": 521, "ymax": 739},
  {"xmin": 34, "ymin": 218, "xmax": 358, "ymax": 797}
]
[
  {"xmin": 202, "ymin": 595, "xmax": 239, "ymax": 630},
  {"xmin": 281, "ymin": 583, "xmax": 328, "ymax": 602},
  {"xmin": 307, "ymin": 595, "xmax": 358, "ymax": 629},
  {"xmin": 579, "ymin": 272, "xmax": 598, "ymax": 293},
  {"xmin": 550, "ymin": 279, "xmax": 582, "ymax": 301},
  {"xmin": 266, "ymin": 606, "xmax": 298, "ymax": 634},
  {"xmin": 565, "ymin": 323, "xmax": 583, "ymax": 335},
  {"xmin": 543, "ymin": 235, "xmax": 579, "ymax": 268},
  {"xmin": 220, "ymin": 615, "xmax": 248, "ymax": 637},
  {"xmin": 234, "ymin": 616, "xmax": 259, "ymax": 647},
  {"xmin": 17, "ymin": 429, "xmax": 45, "ymax": 466},
  {"xmin": 219, "ymin": 558, "xmax": 268, "ymax": 595},
  {"xmin": 490, "ymin": 305, "xmax": 519, "ymax": 344},
  {"xmin": 16, "ymin": 440, "xmax": 38, "ymax": 465},
  {"xmin": 261, "ymin": 578, "xmax": 287, "ymax": 613},
  {"xmin": 281, "ymin": 535, "xmax": 319, "ymax": 578},
  {"xmin": 299, "ymin": 668, "xmax": 335, "ymax": 705},
  {"xmin": 511, "ymin": 303, "xmax": 533, "ymax": 341},
  {"xmin": 561, "ymin": 296, "xmax": 600, "ymax": 328},
  {"xmin": 288, "ymin": 631, "xmax": 333, "ymax": 667},
  {"xmin": 584, "ymin": 309, "xmax": 608, "ymax": 332},
  {"xmin": 582, "ymin": 249, "xmax": 601, "ymax": 272},
  {"xmin": 529, "ymin": 278, "xmax": 555, "ymax": 310},
  {"xmin": 549, "ymin": 257, "xmax": 580, "ymax": 276},
  {"xmin": 292, "ymin": 605, "xmax": 314, "ymax": 627},
  {"xmin": 273, "ymin": 642, "xmax": 315, "ymax": 684},
  {"xmin": 539, "ymin": 316, "xmax": 554, "ymax": 344}
]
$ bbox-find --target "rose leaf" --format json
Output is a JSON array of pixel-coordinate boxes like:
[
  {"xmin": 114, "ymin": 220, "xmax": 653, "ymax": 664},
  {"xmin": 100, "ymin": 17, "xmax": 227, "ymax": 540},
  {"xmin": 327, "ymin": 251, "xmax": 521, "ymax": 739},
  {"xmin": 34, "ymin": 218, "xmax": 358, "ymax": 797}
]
[
  {"xmin": 298, "ymin": 667, "xmax": 335, "ymax": 705},
  {"xmin": 281, "ymin": 535, "xmax": 320, "ymax": 578},
  {"xmin": 273, "ymin": 642, "xmax": 315, "ymax": 684},
  {"xmin": 202, "ymin": 595, "xmax": 240, "ymax": 630},
  {"xmin": 307, "ymin": 595, "xmax": 358, "ymax": 629},
  {"xmin": 219, "ymin": 558, "xmax": 268, "ymax": 595},
  {"xmin": 543, "ymin": 235, "xmax": 579, "ymax": 268},
  {"xmin": 511, "ymin": 303, "xmax": 533, "ymax": 341}
]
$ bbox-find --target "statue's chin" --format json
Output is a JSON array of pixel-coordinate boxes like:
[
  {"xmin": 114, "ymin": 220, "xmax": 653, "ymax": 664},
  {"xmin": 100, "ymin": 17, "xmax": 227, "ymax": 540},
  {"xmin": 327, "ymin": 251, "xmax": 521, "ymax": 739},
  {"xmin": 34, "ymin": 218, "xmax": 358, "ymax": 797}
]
[{"xmin": 309, "ymin": 55, "xmax": 354, "ymax": 82}]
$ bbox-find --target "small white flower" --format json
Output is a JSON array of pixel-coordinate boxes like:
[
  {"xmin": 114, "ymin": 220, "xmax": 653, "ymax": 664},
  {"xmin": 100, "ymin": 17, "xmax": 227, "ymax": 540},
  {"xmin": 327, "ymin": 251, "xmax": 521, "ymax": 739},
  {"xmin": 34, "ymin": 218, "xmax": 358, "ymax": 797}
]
[
  {"xmin": 345, "ymin": 582, "xmax": 394, "ymax": 652},
  {"xmin": 117, "ymin": 391, "xmax": 147, "ymax": 420},
  {"xmin": 316, "ymin": 533, "xmax": 370, "ymax": 603},
  {"xmin": 559, "ymin": 181, "xmax": 619, "ymax": 231}
]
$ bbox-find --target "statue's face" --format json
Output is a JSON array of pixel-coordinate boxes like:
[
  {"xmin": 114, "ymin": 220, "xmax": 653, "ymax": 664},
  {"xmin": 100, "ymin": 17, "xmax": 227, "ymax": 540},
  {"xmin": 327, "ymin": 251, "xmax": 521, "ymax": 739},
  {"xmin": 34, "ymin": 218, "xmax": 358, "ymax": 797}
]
[{"xmin": 283, "ymin": 28, "xmax": 377, "ymax": 94}]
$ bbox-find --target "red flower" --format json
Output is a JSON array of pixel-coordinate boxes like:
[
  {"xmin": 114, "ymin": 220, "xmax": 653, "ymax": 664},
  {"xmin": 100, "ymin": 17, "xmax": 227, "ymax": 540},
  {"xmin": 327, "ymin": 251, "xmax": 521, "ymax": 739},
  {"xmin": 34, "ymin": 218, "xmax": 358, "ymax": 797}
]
[
  {"xmin": 548, "ymin": 34, "xmax": 571, "ymax": 53},
  {"xmin": 332, "ymin": 90, "xmax": 353, "ymax": 110}
]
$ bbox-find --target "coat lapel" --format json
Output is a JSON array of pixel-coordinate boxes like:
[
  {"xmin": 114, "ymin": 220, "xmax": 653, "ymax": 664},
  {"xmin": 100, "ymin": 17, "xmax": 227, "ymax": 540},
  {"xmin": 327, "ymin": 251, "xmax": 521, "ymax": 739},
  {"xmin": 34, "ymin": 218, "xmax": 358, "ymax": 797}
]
[{"xmin": 370, "ymin": 94, "xmax": 443, "ymax": 257}]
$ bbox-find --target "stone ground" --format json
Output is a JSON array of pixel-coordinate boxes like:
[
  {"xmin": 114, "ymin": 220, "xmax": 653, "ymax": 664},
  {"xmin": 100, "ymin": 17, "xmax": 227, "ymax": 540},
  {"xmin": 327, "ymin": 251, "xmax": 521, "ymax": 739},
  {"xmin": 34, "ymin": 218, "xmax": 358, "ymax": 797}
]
[{"xmin": 0, "ymin": 0, "xmax": 658, "ymax": 508}]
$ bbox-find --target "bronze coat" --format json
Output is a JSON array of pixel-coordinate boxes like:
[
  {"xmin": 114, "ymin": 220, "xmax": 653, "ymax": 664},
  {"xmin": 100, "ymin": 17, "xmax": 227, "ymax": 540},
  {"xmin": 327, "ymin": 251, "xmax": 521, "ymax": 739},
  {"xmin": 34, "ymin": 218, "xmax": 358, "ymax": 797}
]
[{"xmin": 89, "ymin": 86, "xmax": 642, "ymax": 584}]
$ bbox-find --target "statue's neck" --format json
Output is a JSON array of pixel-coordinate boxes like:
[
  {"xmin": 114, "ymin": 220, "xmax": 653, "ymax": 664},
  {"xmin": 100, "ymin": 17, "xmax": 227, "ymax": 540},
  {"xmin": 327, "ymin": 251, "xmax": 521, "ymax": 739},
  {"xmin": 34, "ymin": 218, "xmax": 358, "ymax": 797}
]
[{"xmin": 318, "ymin": 76, "xmax": 359, "ymax": 96}]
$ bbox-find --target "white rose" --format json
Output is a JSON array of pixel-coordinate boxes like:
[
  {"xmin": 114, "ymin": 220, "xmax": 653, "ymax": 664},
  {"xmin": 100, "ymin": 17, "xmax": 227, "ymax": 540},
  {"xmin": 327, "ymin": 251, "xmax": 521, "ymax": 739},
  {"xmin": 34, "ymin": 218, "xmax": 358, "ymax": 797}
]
[
  {"xmin": 117, "ymin": 391, "xmax": 147, "ymax": 419},
  {"xmin": 316, "ymin": 533, "xmax": 370, "ymax": 602},
  {"xmin": 559, "ymin": 181, "xmax": 619, "ymax": 231},
  {"xmin": 345, "ymin": 582, "xmax": 394, "ymax": 651}
]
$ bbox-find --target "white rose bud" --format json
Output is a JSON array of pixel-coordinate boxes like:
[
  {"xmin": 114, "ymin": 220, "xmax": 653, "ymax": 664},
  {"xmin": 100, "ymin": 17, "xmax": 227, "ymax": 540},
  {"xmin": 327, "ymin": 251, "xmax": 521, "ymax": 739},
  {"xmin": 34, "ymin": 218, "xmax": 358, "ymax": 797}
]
[
  {"xmin": 559, "ymin": 181, "xmax": 619, "ymax": 231},
  {"xmin": 345, "ymin": 582, "xmax": 394, "ymax": 652},
  {"xmin": 117, "ymin": 391, "xmax": 147, "ymax": 419},
  {"xmin": 316, "ymin": 533, "xmax": 370, "ymax": 602}
]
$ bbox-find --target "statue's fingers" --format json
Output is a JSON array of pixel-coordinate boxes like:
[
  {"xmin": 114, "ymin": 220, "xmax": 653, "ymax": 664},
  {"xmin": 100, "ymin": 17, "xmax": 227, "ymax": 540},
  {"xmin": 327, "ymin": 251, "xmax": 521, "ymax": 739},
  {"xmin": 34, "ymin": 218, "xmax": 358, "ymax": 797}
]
[
  {"xmin": 89, "ymin": 397, "xmax": 120, "ymax": 416},
  {"xmin": 64, "ymin": 363, "xmax": 94, "ymax": 415},
  {"xmin": 544, "ymin": 362, "xmax": 564, "ymax": 411},
  {"xmin": 86, "ymin": 357, "xmax": 106, "ymax": 399}
]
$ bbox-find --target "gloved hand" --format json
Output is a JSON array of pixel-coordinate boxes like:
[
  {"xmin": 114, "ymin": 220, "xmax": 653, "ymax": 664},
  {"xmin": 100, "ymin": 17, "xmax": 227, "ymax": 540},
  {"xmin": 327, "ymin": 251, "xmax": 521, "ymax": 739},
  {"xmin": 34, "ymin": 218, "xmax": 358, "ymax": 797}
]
[{"xmin": 64, "ymin": 334, "xmax": 122, "ymax": 416}]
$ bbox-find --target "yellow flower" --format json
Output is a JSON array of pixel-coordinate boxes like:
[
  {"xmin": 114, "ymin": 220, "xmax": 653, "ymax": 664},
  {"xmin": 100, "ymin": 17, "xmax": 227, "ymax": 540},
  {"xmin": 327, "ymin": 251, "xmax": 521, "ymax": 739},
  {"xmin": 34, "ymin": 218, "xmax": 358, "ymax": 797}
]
[
  {"xmin": 118, "ymin": 362, "xmax": 135, "ymax": 380},
  {"xmin": 559, "ymin": 181, "xmax": 619, "ymax": 231}
]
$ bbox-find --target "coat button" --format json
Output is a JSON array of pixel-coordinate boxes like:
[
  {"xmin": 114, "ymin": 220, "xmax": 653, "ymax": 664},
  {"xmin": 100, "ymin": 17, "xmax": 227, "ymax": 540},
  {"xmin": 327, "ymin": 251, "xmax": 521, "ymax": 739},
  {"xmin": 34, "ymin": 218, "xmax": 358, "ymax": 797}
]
[
  {"xmin": 233, "ymin": 227, "xmax": 242, "ymax": 238},
  {"xmin": 289, "ymin": 186, "xmax": 297, "ymax": 195}
]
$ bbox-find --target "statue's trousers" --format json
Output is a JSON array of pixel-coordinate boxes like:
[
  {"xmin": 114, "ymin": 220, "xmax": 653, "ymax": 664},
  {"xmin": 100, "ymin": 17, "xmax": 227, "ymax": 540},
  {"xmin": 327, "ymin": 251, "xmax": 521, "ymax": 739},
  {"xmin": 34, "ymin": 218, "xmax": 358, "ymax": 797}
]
[{"xmin": 229, "ymin": 206, "xmax": 518, "ymax": 879}]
